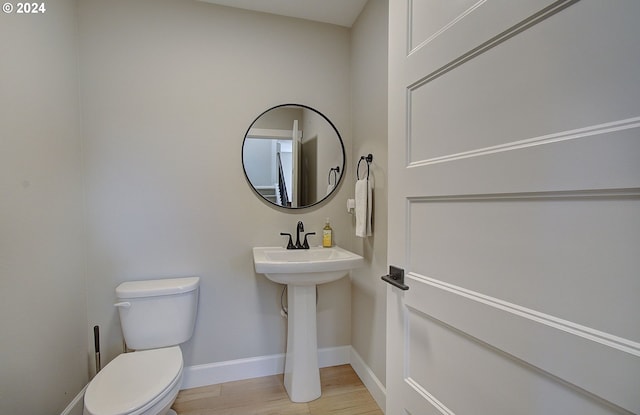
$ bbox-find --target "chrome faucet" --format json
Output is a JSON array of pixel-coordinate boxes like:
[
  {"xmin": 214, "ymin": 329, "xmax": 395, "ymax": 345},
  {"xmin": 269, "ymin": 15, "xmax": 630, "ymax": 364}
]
[{"xmin": 280, "ymin": 221, "xmax": 315, "ymax": 249}]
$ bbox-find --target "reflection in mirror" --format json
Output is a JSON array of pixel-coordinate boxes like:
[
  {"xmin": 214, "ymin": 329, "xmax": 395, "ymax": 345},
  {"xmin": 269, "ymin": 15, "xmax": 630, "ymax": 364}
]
[{"xmin": 242, "ymin": 104, "xmax": 345, "ymax": 208}]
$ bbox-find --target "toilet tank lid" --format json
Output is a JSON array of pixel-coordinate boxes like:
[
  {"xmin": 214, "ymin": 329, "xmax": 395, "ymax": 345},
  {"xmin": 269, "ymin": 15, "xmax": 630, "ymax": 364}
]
[{"xmin": 116, "ymin": 277, "xmax": 200, "ymax": 299}]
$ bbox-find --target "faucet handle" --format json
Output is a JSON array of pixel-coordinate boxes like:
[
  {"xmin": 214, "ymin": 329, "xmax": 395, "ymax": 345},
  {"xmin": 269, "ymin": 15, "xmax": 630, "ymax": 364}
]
[
  {"xmin": 280, "ymin": 233, "xmax": 295, "ymax": 249},
  {"xmin": 302, "ymin": 232, "xmax": 316, "ymax": 249}
]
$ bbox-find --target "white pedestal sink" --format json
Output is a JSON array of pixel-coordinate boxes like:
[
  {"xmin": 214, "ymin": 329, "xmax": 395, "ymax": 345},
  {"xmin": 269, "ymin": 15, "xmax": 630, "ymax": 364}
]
[{"xmin": 252, "ymin": 245, "xmax": 364, "ymax": 402}]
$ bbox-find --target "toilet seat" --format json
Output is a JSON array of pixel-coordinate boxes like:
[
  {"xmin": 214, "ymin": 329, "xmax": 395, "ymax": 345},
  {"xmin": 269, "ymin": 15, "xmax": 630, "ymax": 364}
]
[{"xmin": 84, "ymin": 346, "xmax": 183, "ymax": 415}]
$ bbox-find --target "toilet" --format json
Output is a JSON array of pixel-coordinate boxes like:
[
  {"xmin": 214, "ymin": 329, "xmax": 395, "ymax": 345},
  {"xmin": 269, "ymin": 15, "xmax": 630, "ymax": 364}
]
[{"xmin": 84, "ymin": 276, "xmax": 200, "ymax": 415}]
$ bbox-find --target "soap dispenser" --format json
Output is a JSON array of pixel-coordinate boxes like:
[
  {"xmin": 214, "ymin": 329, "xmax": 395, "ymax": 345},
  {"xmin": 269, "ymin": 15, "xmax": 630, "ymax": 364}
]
[{"xmin": 322, "ymin": 218, "xmax": 333, "ymax": 248}]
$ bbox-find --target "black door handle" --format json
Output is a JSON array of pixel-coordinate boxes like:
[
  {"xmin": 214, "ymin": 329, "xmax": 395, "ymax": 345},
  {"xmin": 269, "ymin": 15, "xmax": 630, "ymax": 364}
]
[{"xmin": 381, "ymin": 265, "xmax": 409, "ymax": 290}]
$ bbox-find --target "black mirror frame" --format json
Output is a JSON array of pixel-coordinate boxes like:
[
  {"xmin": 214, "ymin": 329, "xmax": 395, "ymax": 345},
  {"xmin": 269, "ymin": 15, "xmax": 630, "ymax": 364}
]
[{"xmin": 241, "ymin": 103, "xmax": 346, "ymax": 209}]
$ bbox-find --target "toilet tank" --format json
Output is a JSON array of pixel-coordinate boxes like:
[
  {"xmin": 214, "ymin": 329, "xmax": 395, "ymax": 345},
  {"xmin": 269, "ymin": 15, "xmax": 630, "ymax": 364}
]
[{"xmin": 115, "ymin": 277, "xmax": 199, "ymax": 350}]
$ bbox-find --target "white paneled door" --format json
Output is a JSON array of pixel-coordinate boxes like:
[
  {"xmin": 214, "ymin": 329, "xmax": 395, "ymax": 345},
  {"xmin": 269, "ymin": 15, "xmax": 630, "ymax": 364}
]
[{"xmin": 386, "ymin": 1, "xmax": 640, "ymax": 414}]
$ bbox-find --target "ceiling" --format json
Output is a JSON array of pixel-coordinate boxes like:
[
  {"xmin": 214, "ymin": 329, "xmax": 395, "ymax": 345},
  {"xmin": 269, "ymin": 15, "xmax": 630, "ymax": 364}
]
[{"xmin": 197, "ymin": 0, "xmax": 368, "ymax": 28}]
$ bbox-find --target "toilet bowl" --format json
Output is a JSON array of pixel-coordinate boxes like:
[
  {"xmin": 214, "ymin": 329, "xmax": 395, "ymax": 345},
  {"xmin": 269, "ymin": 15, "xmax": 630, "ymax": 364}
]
[{"xmin": 83, "ymin": 277, "xmax": 199, "ymax": 415}]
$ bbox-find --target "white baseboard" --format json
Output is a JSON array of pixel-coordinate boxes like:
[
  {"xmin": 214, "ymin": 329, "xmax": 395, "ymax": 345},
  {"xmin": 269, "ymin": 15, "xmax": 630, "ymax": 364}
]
[
  {"xmin": 181, "ymin": 345, "xmax": 351, "ymax": 389},
  {"xmin": 349, "ymin": 347, "xmax": 386, "ymax": 413}
]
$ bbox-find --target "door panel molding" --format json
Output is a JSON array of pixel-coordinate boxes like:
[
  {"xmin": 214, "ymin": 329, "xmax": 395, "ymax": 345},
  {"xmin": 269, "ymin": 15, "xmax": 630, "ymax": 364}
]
[
  {"xmin": 406, "ymin": 189, "xmax": 640, "ymax": 340},
  {"xmin": 405, "ymin": 1, "xmax": 640, "ymax": 166},
  {"xmin": 406, "ymin": 0, "xmax": 578, "ymax": 83},
  {"xmin": 403, "ymin": 302, "xmax": 636, "ymax": 415},
  {"xmin": 402, "ymin": 189, "xmax": 640, "ymax": 413},
  {"xmin": 406, "ymin": 187, "xmax": 640, "ymax": 203},
  {"xmin": 407, "ymin": 116, "xmax": 640, "ymax": 167},
  {"xmin": 407, "ymin": 272, "xmax": 640, "ymax": 357},
  {"xmin": 403, "ymin": 274, "xmax": 640, "ymax": 412},
  {"xmin": 407, "ymin": 0, "xmax": 485, "ymax": 55},
  {"xmin": 405, "ymin": 376, "xmax": 457, "ymax": 415}
]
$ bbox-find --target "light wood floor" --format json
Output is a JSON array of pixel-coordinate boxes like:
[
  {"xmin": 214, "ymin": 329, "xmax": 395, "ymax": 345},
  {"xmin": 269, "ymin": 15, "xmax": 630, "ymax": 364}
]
[{"xmin": 172, "ymin": 364, "xmax": 383, "ymax": 415}]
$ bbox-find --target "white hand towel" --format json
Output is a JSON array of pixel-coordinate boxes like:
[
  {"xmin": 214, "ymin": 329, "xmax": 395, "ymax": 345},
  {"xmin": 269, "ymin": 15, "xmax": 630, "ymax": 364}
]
[{"xmin": 355, "ymin": 179, "xmax": 372, "ymax": 237}]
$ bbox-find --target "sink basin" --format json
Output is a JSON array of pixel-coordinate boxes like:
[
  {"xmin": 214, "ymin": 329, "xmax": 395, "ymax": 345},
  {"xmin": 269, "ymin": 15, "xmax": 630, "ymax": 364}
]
[
  {"xmin": 252, "ymin": 245, "xmax": 364, "ymax": 402},
  {"xmin": 252, "ymin": 245, "xmax": 364, "ymax": 285}
]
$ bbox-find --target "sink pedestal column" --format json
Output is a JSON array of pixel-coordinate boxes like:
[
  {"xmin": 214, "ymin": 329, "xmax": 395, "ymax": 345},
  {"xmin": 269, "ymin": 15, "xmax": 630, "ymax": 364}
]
[{"xmin": 283, "ymin": 284, "xmax": 321, "ymax": 402}]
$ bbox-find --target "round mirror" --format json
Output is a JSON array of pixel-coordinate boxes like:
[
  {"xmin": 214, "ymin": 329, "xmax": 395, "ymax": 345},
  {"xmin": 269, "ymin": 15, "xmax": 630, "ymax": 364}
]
[{"xmin": 242, "ymin": 104, "xmax": 345, "ymax": 209}]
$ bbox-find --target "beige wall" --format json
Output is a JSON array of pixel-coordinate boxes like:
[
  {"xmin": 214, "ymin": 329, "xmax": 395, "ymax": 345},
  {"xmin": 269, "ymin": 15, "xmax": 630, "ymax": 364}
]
[
  {"xmin": 78, "ymin": 0, "xmax": 354, "ymax": 370},
  {"xmin": 0, "ymin": 0, "xmax": 88, "ymax": 414},
  {"xmin": 349, "ymin": 0, "xmax": 389, "ymax": 387}
]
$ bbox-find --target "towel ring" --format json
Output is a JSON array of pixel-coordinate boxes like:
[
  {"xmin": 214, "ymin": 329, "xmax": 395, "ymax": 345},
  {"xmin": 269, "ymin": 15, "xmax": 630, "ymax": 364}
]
[
  {"xmin": 328, "ymin": 166, "xmax": 340, "ymax": 185},
  {"xmin": 357, "ymin": 154, "xmax": 373, "ymax": 180}
]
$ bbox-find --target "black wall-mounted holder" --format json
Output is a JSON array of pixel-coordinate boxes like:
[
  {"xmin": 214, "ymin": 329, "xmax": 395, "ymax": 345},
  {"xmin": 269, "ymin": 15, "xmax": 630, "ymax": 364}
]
[
  {"xmin": 357, "ymin": 154, "xmax": 373, "ymax": 180},
  {"xmin": 381, "ymin": 265, "xmax": 409, "ymax": 290}
]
